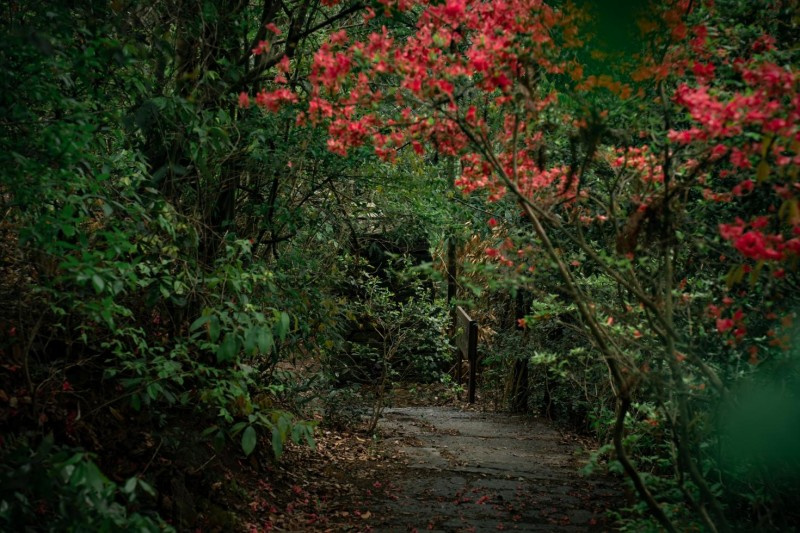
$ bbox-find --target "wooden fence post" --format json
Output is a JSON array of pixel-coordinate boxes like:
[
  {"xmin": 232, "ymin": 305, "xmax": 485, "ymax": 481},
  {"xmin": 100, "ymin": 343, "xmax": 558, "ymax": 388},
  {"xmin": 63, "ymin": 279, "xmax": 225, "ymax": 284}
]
[{"xmin": 456, "ymin": 306, "xmax": 478, "ymax": 404}]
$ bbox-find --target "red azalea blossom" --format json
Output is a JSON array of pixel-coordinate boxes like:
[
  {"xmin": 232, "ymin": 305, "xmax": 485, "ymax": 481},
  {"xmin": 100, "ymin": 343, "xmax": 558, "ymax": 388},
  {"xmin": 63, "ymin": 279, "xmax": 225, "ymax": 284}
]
[
  {"xmin": 716, "ymin": 318, "xmax": 734, "ymax": 333},
  {"xmin": 252, "ymin": 40, "xmax": 270, "ymax": 56},
  {"xmin": 277, "ymin": 55, "xmax": 291, "ymax": 73},
  {"xmin": 734, "ymin": 231, "xmax": 783, "ymax": 260},
  {"xmin": 719, "ymin": 221, "xmax": 745, "ymax": 240},
  {"xmin": 444, "ymin": 0, "xmax": 466, "ymax": 18},
  {"xmin": 255, "ymin": 88, "xmax": 298, "ymax": 112}
]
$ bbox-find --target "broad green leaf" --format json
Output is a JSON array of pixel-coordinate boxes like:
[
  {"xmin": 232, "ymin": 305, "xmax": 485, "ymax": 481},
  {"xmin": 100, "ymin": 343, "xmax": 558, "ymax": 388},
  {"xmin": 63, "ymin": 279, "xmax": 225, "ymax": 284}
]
[
  {"xmin": 84, "ymin": 461, "xmax": 106, "ymax": 491},
  {"xmin": 278, "ymin": 415, "xmax": 290, "ymax": 441},
  {"xmin": 159, "ymin": 283, "xmax": 171, "ymax": 298},
  {"xmin": 304, "ymin": 428, "xmax": 316, "ymax": 449},
  {"xmin": 256, "ymin": 328, "xmax": 274, "ymax": 354},
  {"xmin": 146, "ymin": 383, "xmax": 159, "ymax": 400},
  {"xmin": 189, "ymin": 315, "xmax": 210, "ymax": 332},
  {"xmin": 749, "ymin": 260, "xmax": 765, "ymax": 287},
  {"xmin": 138, "ymin": 479, "xmax": 156, "ymax": 497},
  {"xmin": 241, "ymin": 425, "xmax": 257, "ymax": 456},
  {"xmin": 243, "ymin": 327, "xmax": 258, "ymax": 355},
  {"xmin": 91, "ymin": 274, "xmax": 105, "ymax": 293},
  {"xmin": 130, "ymin": 394, "xmax": 141, "ymax": 411},
  {"xmin": 124, "ymin": 477, "xmax": 137, "ymax": 493},
  {"xmin": 726, "ymin": 264, "xmax": 745, "ymax": 288},
  {"xmin": 279, "ymin": 311, "xmax": 290, "ymax": 341},
  {"xmin": 271, "ymin": 427, "xmax": 283, "ymax": 459},
  {"xmin": 216, "ymin": 332, "xmax": 238, "ymax": 363},
  {"xmin": 213, "ymin": 430, "xmax": 226, "ymax": 453},
  {"xmin": 61, "ymin": 224, "xmax": 76, "ymax": 237},
  {"xmin": 209, "ymin": 315, "xmax": 221, "ymax": 342},
  {"xmin": 201, "ymin": 425, "xmax": 219, "ymax": 437}
]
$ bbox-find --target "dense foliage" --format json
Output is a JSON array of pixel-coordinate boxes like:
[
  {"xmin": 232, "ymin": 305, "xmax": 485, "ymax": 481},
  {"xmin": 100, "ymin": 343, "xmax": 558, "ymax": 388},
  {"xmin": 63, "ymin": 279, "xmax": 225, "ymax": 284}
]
[
  {"xmin": 0, "ymin": 1, "xmax": 450, "ymax": 529},
  {"xmin": 255, "ymin": 0, "xmax": 800, "ymax": 530},
  {"xmin": 1, "ymin": 0, "xmax": 799, "ymax": 531}
]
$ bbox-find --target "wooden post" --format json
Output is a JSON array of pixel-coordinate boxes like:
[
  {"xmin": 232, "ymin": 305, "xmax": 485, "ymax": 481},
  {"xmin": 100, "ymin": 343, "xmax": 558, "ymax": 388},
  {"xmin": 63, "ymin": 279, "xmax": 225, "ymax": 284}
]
[
  {"xmin": 456, "ymin": 306, "xmax": 478, "ymax": 404},
  {"xmin": 468, "ymin": 319, "xmax": 477, "ymax": 404},
  {"xmin": 448, "ymin": 238, "xmax": 460, "ymax": 392},
  {"xmin": 447, "ymin": 238, "xmax": 457, "ymax": 306}
]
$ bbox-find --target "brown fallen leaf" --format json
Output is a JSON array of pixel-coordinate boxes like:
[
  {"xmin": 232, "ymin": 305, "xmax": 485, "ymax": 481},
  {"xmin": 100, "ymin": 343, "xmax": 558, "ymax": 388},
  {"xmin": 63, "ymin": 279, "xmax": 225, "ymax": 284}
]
[{"xmin": 361, "ymin": 511, "xmax": 372, "ymax": 519}]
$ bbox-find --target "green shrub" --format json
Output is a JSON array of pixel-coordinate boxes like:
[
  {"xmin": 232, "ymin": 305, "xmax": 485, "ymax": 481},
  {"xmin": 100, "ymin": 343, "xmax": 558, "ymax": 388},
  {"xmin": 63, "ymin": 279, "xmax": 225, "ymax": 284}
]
[{"xmin": 0, "ymin": 436, "xmax": 169, "ymax": 532}]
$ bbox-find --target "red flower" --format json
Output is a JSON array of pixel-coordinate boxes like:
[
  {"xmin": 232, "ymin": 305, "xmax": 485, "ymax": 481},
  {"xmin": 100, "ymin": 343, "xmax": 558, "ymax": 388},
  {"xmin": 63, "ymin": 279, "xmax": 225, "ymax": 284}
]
[
  {"xmin": 252, "ymin": 40, "xmax": 270, "ymax": 56},
  {"xmin": 692, "ymin": 62, "xmax": 715, "ymax": 82},
  {"xmin": 719, "ymin": 221, "xmax": 744, "ymax": 240},
  {"xmin": 437, "ymin": 79, "xmax": 454, "ymax": 96},
  {"xmin": 734, "ymin": 231, "xmax": 783, "ymax": 260},
  {"xmin": 255, "ymin": 88, "xmax": 298, "ymax": 112},
  {"xmin": 734, "ymin": 232, "xmax": 762, "ymax": 257},
  {"xmin": 238, "ymin": 92, "xmax": 250, "ymax": 109},
  {"xmin": 444, "ymin": 0, "xmax": 465, "ymax": 18},
  {"xmin": 716, "ymin": 318, "xmax": 734, "ymax": 333}
]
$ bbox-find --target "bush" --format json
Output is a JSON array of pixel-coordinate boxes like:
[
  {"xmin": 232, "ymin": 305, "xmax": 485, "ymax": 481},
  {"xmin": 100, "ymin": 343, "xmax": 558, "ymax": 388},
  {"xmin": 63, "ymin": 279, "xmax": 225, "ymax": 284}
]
[{"xmin": 0, "ymin": 436, "xmax": 169, "ymax": 532}]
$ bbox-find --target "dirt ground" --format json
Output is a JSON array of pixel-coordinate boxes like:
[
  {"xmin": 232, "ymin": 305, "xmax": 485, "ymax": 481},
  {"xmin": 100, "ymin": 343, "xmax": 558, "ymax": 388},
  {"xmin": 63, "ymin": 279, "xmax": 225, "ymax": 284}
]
[
  {"xmin": 236, "ymin": 395, "xmax": 624, "ymax": 532},
  {"xmin": 367, "ymin": 406, "xmax": 622, "ymax": 532}
]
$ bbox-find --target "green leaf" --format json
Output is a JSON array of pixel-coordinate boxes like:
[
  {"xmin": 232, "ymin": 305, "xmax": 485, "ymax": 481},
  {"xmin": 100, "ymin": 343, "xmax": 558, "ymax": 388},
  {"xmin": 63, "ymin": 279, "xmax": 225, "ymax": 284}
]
[
  {"xmin": 91, "ymin": 274, "xmax": 105, "ymax": 293},
  {"xmin": 130, "ymin": 394, "xmax": 141, "ymax": 411},
  {"xmin": 124, "ymin": 477, "xmax": 137, "ymax": 493},
  {"xmin": 271, "ymin": 427, "xmax": 284, "ymax": 459},
  {"xmin": 749, "ymin": 260, "xmax": 765, "ymax": 287},
  {"xmin": 146, "ymin": 383, "xmax": 159, "ymax": 400},
  {"xmin": 278, "ymin": 414, "xmax": 290, "ymax": 441},
  {"xmin": 213, "ymin": 430, "xmax": 226, "ymax": 453},
  {"xmin": 84, "ymin": 461, "xmax": 106, "ymax": 491},
  {"xmin": 256, "ymin": 328, "xmax": 274, "ymax": 354},
  {"xmin": 209, "ymin": 315, "xmax": 221, "ymax": 342},
  {"xmin": 189, "ymin": 315, "xmax": 210, "ymax": 332},
  {"xmin": 138, "ymin": 479, "xmax": 156, "ymax": 497},
  {"xmin": 241, "ymin": 425, "xmax": 257, "ymax": 456},
  {"xmin": 243, "ymin": 327, "xmax": 258, "ymax": 355},
  {"xmin": 216, "ymin": 333, "xmax": 238, "ymax": 363},
  {"xmin": 305, "ymin": 430, "xmax": 316, "ymax": 449},
  {"xmin": 726, "ymin": 264, "xmax": 745, "ymax": 288},
  {"xmin": 201, "ymin": 425, "xmax": 219, "ymax": 437},
  {"xmin": 278, "ymin": 311, "xmax": 290, "ymax": 341},
  {"xmin": 159, "ymin": 283, "xmax": 171, "ymax": 298},
  {"xmin": 61, "ymin": 223, "xmax": 76, "ymax": 237}
]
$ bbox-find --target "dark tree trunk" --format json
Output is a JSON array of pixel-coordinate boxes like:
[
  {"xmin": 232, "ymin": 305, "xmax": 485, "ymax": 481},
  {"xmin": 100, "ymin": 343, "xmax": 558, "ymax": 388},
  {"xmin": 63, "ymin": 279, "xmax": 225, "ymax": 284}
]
[{"xmin": 509, "ymin": 290, "xmax": 529, "ymax": 412}]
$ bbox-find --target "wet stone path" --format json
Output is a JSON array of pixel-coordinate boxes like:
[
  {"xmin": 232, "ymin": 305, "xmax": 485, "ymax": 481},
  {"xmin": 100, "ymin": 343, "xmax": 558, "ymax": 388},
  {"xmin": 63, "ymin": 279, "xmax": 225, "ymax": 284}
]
[{"xmin": 370, "ymin": 407, "xmax": 623, "ymax": 532}]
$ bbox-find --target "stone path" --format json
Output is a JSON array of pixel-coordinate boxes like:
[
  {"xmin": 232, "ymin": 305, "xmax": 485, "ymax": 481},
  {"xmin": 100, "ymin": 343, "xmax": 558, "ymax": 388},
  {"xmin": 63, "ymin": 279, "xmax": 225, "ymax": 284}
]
[{"xmin": 369, "ymin": 407, "xmax": 622, "ymax": 532}]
